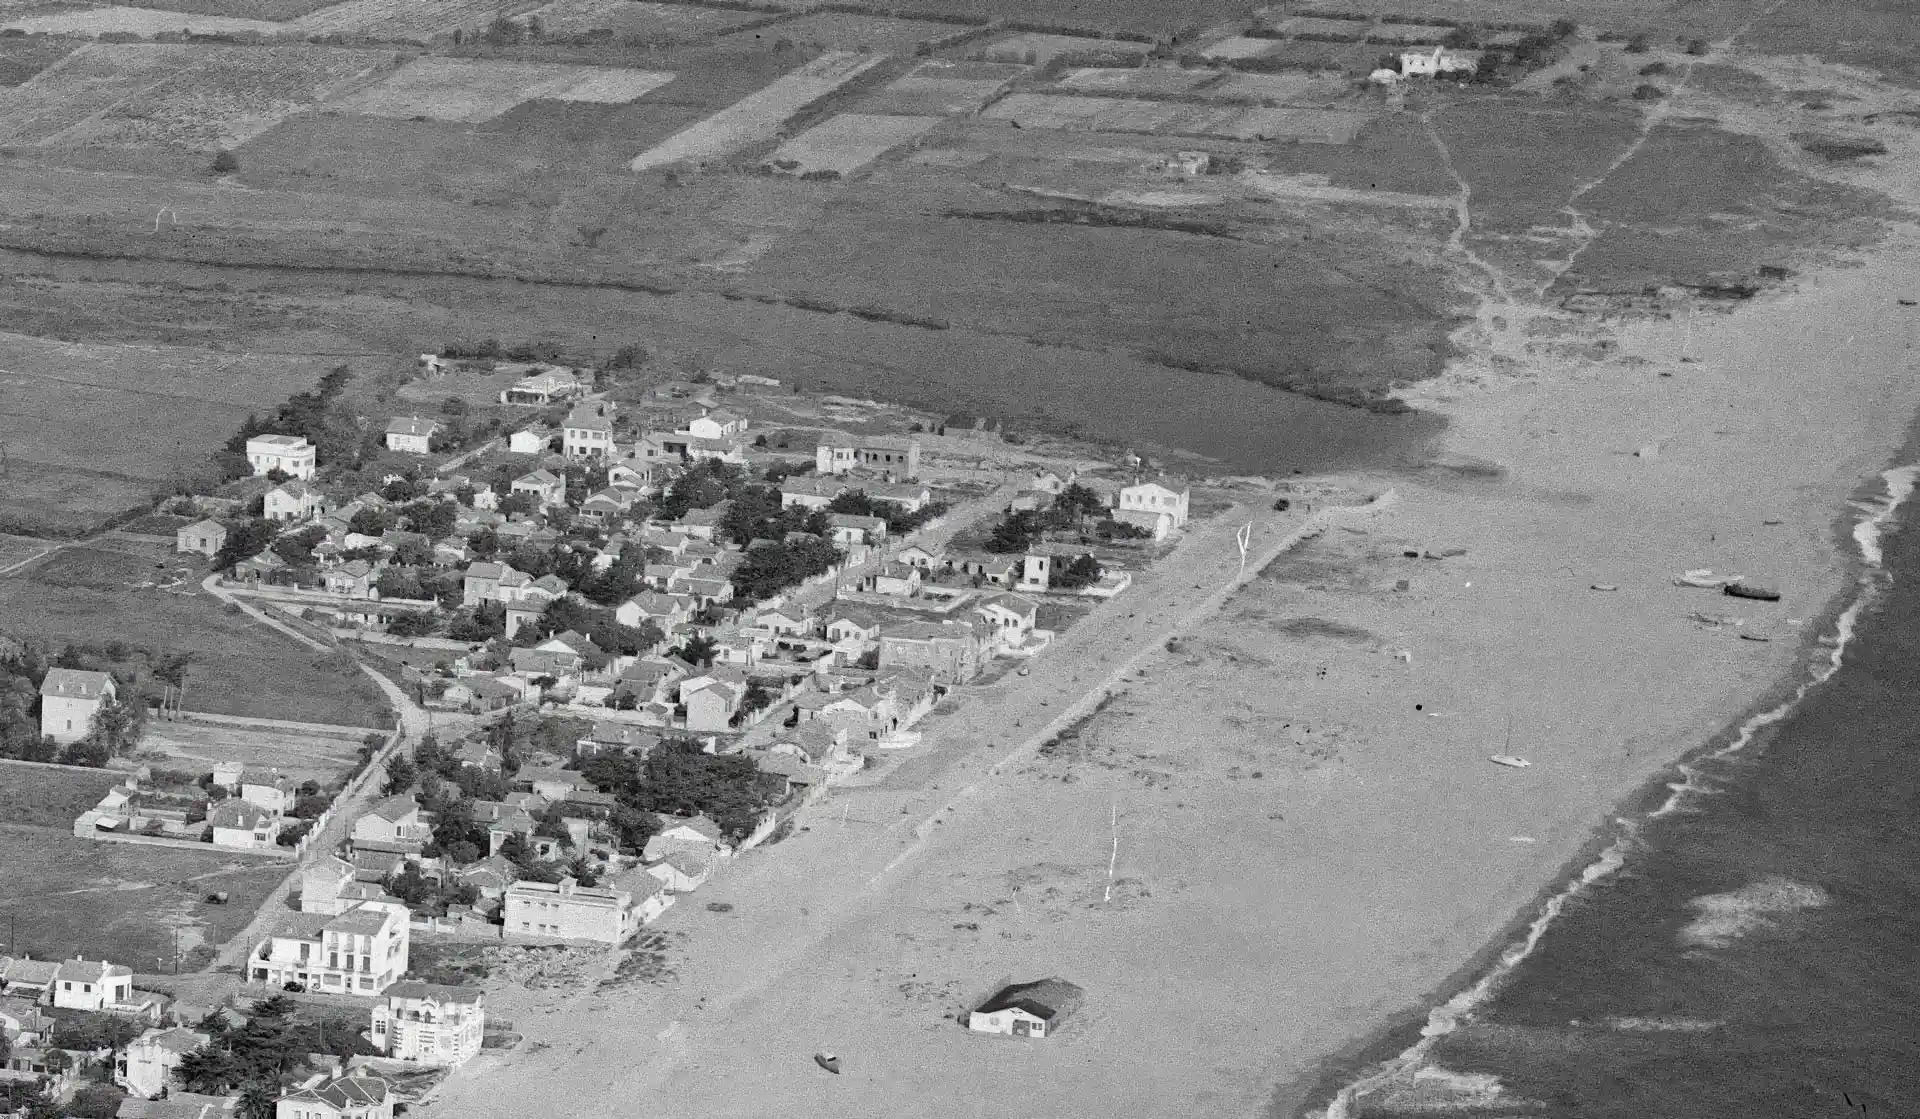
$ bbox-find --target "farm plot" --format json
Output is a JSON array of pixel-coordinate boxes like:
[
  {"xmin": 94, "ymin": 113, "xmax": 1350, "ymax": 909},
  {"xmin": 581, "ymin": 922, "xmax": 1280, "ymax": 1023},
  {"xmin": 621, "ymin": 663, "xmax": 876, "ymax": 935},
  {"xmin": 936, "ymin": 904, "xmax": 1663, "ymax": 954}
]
[
  {"xmin": 0, "ymin": 540, "xmax": 390, "ymax": 727},
  {"xmin": 984, "ymin": 92, "xmax": 1374, "ymax": 142},
  {"xmin": 1270, "ymin": 15, "xmax": 1373, "ymax": 39},
  {"xmin": 0, "ymin": 34, "xmax": 81, "ymax": 85},
  {"xmin": 962, "ymin": 31, "xmax": 1149, "ymax": 65},
  {"xmin": 764, "ymin": 112, "xmax": 938, "ymax": 174},
  {"xmin": 294, "ymin": 0, "xmax": 544, "ymax": 41},
  {"xmin": 1198, "ymin": 71, "xmax": 1326, "ymax": 103},
  {"xmin": 1056, "ymin": 65, "xmax": 1216, "ymax": 95},
  {"xmin": 1365, "ymin": 22, "xmax": 1456, "ymax": 44},
  {"xmin": 514, "ymin": 0, "xmax": 771, "ymax": 40},
  {"xmin": 860, "ymin": 58, "xmax": 1021, "ymax": 115},
  {"xmin": 49, "ymin": 43, "xmax": 392, "ymax": 147},
  {"xmin": 0, "ymin": 41, "xmax": 195, "ymax": 144},
  {"xmin": 720, "ymin": 12, "xmax": 967, "ymax": 53},
  {"xmin": 2, "ymin": 5, "xmax": 286, "ymax": 35},
  {"xmin": 0, "ymin": 330, "xmax": 333, "ymax": 534},
  {"xmin": 332, "ymin": 57, "xmax": 673, "ymax": 123},
  {"xmin": 629, "ymin": 50, "xmax": 883, "ymax": 171},
  {"xmin": 1200, "ymin": 35, "xmax": 1282, "ymax": 60},
  {"xmin": 139, "ymin": 721, "xmax": 367, "ymax": 790}
]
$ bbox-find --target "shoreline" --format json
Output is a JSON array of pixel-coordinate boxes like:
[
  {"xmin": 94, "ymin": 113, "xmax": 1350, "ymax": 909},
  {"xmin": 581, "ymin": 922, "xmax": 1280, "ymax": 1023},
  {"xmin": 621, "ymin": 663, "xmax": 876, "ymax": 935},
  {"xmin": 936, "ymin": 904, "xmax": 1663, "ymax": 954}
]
[{"xmin": 1283, "ymin": 453, "xmax": 1919, "ymax": 1118}]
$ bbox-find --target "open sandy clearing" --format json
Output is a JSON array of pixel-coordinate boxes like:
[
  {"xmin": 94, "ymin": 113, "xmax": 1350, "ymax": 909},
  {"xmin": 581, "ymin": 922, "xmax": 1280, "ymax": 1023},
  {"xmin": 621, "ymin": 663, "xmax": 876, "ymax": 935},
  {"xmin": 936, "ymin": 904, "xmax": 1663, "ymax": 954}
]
[
  {"xmin": 766, "ymin": 112, "xmax": 940, "ymax": 175},
  {"xmin": 629, "ymin": 51, "xmax": 884, "ymax": 171},
  {"xmin": 1201, "ymin": 34, "xmax": 1282, "ymax": 60},
  {"xmin": 2, "ymin": 5, "xmax": 285, "ymax": 34},
  {"xmin": 332, "ymin": 57, "xmax": 673, "ymax": 122}
]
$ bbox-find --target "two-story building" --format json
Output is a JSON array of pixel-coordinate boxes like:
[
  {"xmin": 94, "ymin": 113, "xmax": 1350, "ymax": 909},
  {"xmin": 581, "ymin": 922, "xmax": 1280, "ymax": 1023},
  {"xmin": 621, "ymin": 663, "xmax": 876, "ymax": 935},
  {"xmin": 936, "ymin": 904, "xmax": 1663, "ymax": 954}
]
[
  {"xmin": 250, "ymin": 902, "xmax": 410, "ymax": 998},
  {"xmin": 351, "ymin": 796, "xmax": 426, "ymax": 852},
  {"xmin": 1112, "ymin": 480, "xmax": 1190, "ymax": 540},
  {"xmin": 39, "ymin": 668, "xmax": 115, "ymax": 745},
  {"xmin": 117, "ymin": 1026, "xmax": 209, "ymax": 1099},
  {"xmin": 562, "ymin": 405, "xmax": 616, "ymax": 460},
  {"xmin": 246, "ymin": 434, "xmax": 316, "ymax": 480},
  {"xmin": 370, "ymin": 981, "xmax": 485, "ymax": 1067},
  {"xmin": 383, "ymin": 416, "xmax": 442, "ymax": 455},
  {"xmin": 510, "ymin": 469, "xmax": 567, "ymax": 510},
  {"xmin": 502, "ymin": 876, "xmax": 669, "ymax": 945},
  {"xmin": 878, "ymin": 621, "xmax": 983, "ymax": 683},
  {"xmin": 814, "ymin": 435, "xmax": 921, "ymax": 480},
  {"xmin": 264, "ymin": 481, "xmax": 327, "ymax": 523}
]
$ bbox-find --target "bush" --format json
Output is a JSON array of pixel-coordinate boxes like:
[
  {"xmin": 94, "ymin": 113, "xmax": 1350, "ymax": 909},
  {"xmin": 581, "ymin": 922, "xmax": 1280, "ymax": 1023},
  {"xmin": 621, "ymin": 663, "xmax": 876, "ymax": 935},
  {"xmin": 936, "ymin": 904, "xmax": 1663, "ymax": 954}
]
[
  {"xmin": 1632, "ymin": 83, "xmax": 1664, "ymax": 101},
  {"xmin": 1624, "ymin": 32, "xmax": 1649, "ymax": 52},
  {"xmin": 210, "ymin": 149, "xmax": 239, "ymax": 174},
  {"xmin": 1684, "ymin": 37, "xmax": 1708, "ymax": 55}
]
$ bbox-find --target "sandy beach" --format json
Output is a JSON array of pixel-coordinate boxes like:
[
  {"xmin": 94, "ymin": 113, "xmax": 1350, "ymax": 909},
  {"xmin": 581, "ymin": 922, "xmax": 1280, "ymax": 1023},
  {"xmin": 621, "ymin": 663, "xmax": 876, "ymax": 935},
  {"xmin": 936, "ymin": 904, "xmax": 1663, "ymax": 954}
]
[{"xmin": 416, "ymin": 214, "xmax": 1920, "ymax": 1119}]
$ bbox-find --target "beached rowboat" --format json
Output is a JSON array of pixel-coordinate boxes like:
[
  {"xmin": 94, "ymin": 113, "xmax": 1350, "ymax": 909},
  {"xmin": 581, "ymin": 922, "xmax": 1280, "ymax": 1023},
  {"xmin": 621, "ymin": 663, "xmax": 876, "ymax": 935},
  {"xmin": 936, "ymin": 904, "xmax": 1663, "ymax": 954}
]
[{"xmin": 1489, "ymin": 755, "xmax": 1532, "ymax": 769}]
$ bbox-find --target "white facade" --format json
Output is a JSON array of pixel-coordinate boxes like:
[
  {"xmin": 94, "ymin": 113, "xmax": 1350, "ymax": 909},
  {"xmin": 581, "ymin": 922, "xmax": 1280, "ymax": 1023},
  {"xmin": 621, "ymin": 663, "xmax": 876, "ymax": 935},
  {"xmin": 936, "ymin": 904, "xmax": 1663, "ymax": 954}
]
[
  {"xmin": 1114, "ymin": 481, "xmax": 1190, "ymax": 540},
  {"xmin": 384, "ymin": 417, "xmax": 441, "ymax": 455},
  {"xmin": 251, "ymin": 902, "xmax": 410, "ymax": 998},
  {"xmin": 118, "ymin": 1027, "xmax": 208, "ymax": 1099},
  {"xmin": 371, "ymin": 982, "xmax": 485, "ymax": 1066},
  {"xmin": 504, "ymin": 876, "xmax": 669, "ymax": 944},
  {"xmin": 563, "ymin": 407, "xmax": 616, "ymax": 460},
  {"xmin": 39, "ymin": 668, "xmax": 114, "ymax": 745},
  {"xmin": 50, "ymin": 959, "xmax": 134, "ymax": 1012},
  {"xmin": 247, "ymin": 434, "xmax": 317, "ymax": 480}
]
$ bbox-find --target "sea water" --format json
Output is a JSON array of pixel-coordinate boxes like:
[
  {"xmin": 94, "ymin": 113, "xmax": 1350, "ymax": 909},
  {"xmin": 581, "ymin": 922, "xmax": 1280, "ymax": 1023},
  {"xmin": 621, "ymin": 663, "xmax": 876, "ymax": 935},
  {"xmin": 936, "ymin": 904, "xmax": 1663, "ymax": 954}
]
[{"xmin": 1311, "ymin": 463, "xmax": 1920, "ymax": 1118}]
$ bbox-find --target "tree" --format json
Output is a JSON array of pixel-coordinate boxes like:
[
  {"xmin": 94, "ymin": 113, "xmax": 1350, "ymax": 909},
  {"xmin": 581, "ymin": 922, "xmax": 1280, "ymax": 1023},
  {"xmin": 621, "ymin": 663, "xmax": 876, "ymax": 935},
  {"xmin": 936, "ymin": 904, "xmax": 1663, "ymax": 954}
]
[
  {"xmin": 211, "ymin": 149, "xmax": 239, "ymax": 174},
  {"xmin": 214, "ymin": 518, "xmax": 276, "ymax": 569},
  {"xmin": 986, "ymin": 510, "xmax": 1041, "ymax": 554},
  {"xmin": 239, "ymin": 1080, "xmax": 279, "ymax": 1119},
  {"xmin": 1051, "ymin": 553, "xmax": 1103, "ymax": 590},
  {"xmin": 387, "ymin": 863, "xmax": 435, "ymax": 906},
  {"xmin": 382, "ymin": 751, "xmax": 417, "ymax": 796},
  {"xmin": 741, "ymin": 682, "xmax": 773, "ymax": 715},
  {"xmin": 676, "ymin": 633, "xmax": 718, "ymax": 667},
  {"xmin": 66, "ymin": 1085, "xmax": 126, "ymax": 1119},
  {"xmin": 607, "ymin": 802, "xmax": 660, "ymax": 854}
]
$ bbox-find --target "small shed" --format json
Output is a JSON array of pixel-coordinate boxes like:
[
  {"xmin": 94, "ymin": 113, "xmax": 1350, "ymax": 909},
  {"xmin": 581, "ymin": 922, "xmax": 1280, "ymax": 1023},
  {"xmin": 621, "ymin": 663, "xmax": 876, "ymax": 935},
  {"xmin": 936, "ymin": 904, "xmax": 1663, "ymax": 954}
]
[{"xmin": 967, "ymin": 978, "xmax": 1084, "ymax": 1038}]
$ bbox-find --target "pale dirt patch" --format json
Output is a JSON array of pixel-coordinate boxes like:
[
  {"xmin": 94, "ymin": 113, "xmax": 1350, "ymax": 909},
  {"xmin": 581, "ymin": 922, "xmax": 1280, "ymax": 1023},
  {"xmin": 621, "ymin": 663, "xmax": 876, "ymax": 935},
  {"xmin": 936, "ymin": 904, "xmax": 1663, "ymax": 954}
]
[
  {"xmin": 629, "ymin": 51, "xmax": 884, "ymax": 171},
  {"xmin": 3, "ymin": 5, "xmax": 283, "ymax": 34},
  {"xmin": 765, "ymin": 112, "xmax": 940, "ymax": 176},
  {"xmin": 332, "ymin": 57, "xmax": 672, "ymax": 122}
]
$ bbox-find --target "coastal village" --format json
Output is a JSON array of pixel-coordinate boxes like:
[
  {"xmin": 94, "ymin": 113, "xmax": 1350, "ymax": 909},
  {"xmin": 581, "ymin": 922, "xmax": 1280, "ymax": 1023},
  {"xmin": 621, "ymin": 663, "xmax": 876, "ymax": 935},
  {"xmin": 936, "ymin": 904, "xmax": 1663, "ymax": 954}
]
[{"xmin": 0, "ymin": 349, "xmax": 1213, "ymax": 1117}]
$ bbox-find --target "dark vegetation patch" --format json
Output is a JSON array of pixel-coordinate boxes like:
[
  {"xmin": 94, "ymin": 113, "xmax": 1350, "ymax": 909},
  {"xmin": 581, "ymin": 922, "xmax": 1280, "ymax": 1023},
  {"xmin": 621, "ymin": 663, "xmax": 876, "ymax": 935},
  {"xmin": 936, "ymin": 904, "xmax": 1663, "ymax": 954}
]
[{"xmin": 1273, "ymin": 616, "xmax": 1377, "ymax": 642}]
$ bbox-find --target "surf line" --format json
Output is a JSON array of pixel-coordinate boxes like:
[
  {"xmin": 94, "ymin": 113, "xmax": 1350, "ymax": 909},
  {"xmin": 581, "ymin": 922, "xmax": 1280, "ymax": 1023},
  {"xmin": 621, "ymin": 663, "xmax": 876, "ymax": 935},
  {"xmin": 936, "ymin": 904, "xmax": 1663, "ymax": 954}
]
[{"xmin": 1317, "ymin": 464, "xmax": 1919, "ymax": 1118}]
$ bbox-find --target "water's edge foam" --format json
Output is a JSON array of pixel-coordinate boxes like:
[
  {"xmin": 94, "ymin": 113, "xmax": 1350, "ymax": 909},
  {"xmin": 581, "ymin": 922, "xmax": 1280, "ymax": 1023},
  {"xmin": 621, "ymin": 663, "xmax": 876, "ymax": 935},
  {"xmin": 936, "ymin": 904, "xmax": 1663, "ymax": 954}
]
[{"xmin": 1304, "ymin": 464, "xmax": 1920, "ymax": 1119}]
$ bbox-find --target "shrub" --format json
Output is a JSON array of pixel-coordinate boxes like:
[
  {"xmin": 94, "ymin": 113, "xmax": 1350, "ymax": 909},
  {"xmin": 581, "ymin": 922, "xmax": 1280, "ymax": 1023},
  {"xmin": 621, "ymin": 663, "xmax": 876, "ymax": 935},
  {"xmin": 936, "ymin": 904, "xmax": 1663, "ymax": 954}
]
[
  {"xmin": 1632, "ymin": 83, "xmax": 1664, "ymax": 101},
  {"xmin": 1624, "ymin": 32, "xmax": 1649, "ymax": 52},
  {"xmin": 210, "ymin": 149, "xmax": 239, "ymax": 174},
  {"xmin": 1684, "ymin": 37, "xmax": 1708, "ymax": 55}
]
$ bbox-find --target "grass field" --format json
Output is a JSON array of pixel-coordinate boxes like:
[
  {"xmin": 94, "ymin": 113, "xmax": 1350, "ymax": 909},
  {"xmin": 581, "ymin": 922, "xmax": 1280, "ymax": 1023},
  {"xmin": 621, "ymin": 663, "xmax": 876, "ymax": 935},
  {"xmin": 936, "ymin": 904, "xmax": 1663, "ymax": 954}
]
[
  {"xmin": 0, "ymin": 761, "xmax": 122, "ymax": 828},
  {"xmin": 0, "ymin": 33, "xmax": 82, "ymax": 84},
  {"xmin": 0, "ymin": 539, "xmax": 391, "ymax": 726},
  {"xmin": 515, "ymin": 0, "xmax": 774, "ymax": 41},
  {"xmin": 126, "ymin": 0, "xmax": 344, "ymax": 18},
  {"xmin": 138, "ymin": 721, "xmax": 368, "ymax": 788},
  {"xmin": 859, "ymin": 59, "xmax": 1021, "ymax": 115},
  {"xmin": 0, "ymin": 330, "xmax": 337, "ymax": 534},
  {"xmin": 2, "ymin": 6, "xmax": 286, "ymax": 34},
  {"xmin": 961, "ymin": 31, "xmax": 1149, "ymax": 65},
  {"xmin": 628, "ymin": 50, "xmax": 884, "ymax": 170},
  {"xmin": 294, "ymin": 0, "xmax": 546, "ymax": 40},
  {"xmin": 0, "ymin": 823, "xmax": 287, "ymax": 971},
  {"xmin": 719, "ymin": 12, "xmax": 965, "ymax": 53},
  {"xmin": 333, "ymin": 56, "xmax": 674, "ymax": 122},
  {"xmin": 984, "ymin": 92, "xmax": 1371, "ymax": 142},
  {"xmin": 0, "ymin": 42, "xmax": 393, "ymax": 148}
]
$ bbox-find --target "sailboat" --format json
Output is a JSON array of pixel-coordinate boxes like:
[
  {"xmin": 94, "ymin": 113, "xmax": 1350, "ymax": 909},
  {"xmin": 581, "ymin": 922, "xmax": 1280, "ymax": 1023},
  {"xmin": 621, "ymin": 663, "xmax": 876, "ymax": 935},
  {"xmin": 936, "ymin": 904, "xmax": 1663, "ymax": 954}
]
[{"xmin": 1489, "ymin": 711, "xmax": 1531, "ymax": 769}]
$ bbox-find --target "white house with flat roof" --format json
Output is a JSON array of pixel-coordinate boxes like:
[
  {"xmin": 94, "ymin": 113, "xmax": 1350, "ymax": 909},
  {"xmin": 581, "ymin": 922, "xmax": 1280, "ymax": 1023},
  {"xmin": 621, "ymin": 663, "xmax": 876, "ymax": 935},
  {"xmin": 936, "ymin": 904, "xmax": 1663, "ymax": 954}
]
[
  {"xmin": 250, "ymin": 902, "xmax": 409, "ymax": 998},
  {"xmin": 246, "ymin": 434, "xmax": 316, "ymax": 480},
  {"xmin": 1112, "ymin": 480, "xmax": 1190, "ymax": 540}
]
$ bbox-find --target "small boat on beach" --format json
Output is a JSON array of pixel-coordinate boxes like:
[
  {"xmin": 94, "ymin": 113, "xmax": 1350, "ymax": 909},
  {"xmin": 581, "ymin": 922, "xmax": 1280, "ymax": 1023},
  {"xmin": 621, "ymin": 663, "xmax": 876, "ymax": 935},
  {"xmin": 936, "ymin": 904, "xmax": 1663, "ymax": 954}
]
[
  {"xmin": 1490, "ymin": 755, "xmax": 1532, "ymax": 769},
  {"xmin": 814, "ymin": 1053, "xmax": 841, "ymax": 1075}
]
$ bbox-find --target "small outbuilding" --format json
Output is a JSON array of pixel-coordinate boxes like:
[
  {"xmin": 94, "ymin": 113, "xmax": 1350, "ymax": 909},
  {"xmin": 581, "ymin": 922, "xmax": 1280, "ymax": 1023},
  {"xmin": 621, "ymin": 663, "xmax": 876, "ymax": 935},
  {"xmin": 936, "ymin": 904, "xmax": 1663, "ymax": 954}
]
[{"xmin": 967, "ymin": 977, "xmax": 1084, "ymax": 1038}]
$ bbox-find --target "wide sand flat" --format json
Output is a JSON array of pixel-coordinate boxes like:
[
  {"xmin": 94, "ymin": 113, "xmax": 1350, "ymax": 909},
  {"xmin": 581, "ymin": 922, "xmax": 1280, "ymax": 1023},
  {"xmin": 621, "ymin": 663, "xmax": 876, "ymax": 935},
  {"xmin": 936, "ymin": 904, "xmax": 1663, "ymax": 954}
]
[{"xmin": 424, "ymin": 226, "xmax": 1920, "ymax": 1119}]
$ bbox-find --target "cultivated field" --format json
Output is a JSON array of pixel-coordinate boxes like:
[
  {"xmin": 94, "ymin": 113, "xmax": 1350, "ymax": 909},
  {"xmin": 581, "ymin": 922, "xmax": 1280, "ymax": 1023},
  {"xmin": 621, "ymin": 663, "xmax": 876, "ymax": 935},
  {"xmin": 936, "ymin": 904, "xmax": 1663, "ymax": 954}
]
[
  {"xmin": 719, "ymin": 11, "xmax": 968, "ymax": 53},
  {"xmin": 1057, "ymin": 65, "xmax": 1217, "ymax": 95},
  {"xmin": 0, "ymin": 538, "xmax": 390, "ymax": 726},
  {"xmin": 765, "ymin": 111, "xmax": 939, "ymax": 174},
  {"xmin": 984, "ymin": 92, "xmax": 1373, "ymax": 142},
  {"xmin": 962, "ymin": 31, "xmax": 1149, "ymax": 65},
  {"xmin": 139, "ymin": 720, "xmax": 368, "ymax": 789},
  {"xmin": 2, "ymin": 6, "xmax": 286, "ymax": 35},
  {"xmin": 294, "ymin": 0, "xmax": 545, "ymax": 41},
  {"xmin": 0, "ymin": 331, "xmax": 337, "ymax": 533},
  {"xmin": 122, "ymin": 0, "xmax": 345, "ymax": 18},
  {"xmin": 1199, "ymin": 71, "xmax": 1325, "ymax": 102},
  {"xmin": 514, "ymin": 0, "xmax": 773, "ymax": 40},
  {"xmin": 860, "ymin": 59, "xmax": 1022, "ymax": 116},
  {"xmin": 0, "ymin": 761, "xmax": 122, "ymax": 829},
  {"xmin": 628, "ymin": 50, "xmax": 884, "ymax": 170},
  {"xmin": 59, "ymin": 43, "xmax": 390, "ymax": 147},
  {"xmin": 1199, "ymin": 34, "xmax": 1280, "ymax": 59},
  {"xmin": 0, "ymin": 34, "xmax": 81, "ymax": 84},
  {"xmin": 332, "ymin": 56, "xmax": 673, "ymax": 122},
  {"xmin": 0, "ymin": 823, "xmax": 286, "ymax": 970}
]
